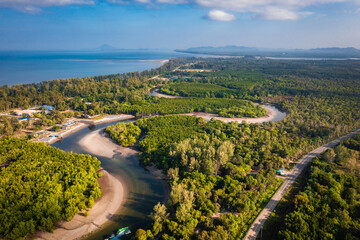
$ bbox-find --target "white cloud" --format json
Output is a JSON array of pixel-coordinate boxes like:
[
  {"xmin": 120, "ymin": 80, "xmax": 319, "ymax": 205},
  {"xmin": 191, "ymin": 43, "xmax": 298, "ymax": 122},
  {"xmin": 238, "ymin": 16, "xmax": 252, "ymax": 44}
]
[
  {"xmin": 2, "ymin": 0, "xmax": 360, "ymax": 20},
  {"xmin": 193, "ymin": 0, "xmax": 359, "ymax": 20},
  {"xmin": 206, "ymin": 9, "xmax": 236, "ymax": 21}
]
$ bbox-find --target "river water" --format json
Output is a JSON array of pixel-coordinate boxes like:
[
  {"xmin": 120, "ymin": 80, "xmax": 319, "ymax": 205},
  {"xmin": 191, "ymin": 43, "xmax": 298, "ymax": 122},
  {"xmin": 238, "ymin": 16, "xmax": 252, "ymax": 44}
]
[{"xmin": 52, "ymin": 121, "xmax": 166, "ymax": 240}]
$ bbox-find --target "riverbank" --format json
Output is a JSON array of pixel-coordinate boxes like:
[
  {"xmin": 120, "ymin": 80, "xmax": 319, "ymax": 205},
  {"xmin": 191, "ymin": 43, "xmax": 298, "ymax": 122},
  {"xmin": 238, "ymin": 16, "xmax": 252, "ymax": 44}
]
[
  {"xmin": 37, "ymin": 114, "xmax": 135, "ymax": 145},
  {"xmin": 34, "ymin": 169, "xmax": 124, "ymax": 240},
  {"xmin": 181, "ymin": 104, "xmax": 285, "ymax": 124},
  {"xmin": 149, "ymin": 88, "xmax": 286, "ymax": 123},
  {"xmin": 46, "ymin": 126, "xmax": 167, "ymax": 240},
  {"xmin": 78, "ymin": 114, "xmax": 135, "ymax": 125}
]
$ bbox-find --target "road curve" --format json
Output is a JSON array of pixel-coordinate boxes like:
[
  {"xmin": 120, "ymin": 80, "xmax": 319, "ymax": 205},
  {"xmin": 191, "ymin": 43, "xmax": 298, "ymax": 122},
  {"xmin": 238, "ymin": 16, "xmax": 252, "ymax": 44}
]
[{"xmin": 244, "ymin": 128, "xmax": 360, "ymax": 240}]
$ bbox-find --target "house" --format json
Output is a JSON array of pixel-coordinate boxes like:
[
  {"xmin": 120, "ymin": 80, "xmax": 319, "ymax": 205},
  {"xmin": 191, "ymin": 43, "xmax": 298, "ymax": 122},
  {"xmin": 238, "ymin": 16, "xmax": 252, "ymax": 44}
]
[
  {"xmin": 61, "ymin": 121, "xmax": 76, "ymax": 130},
  {"xmin": 41, "ymin": 105, "xmax": 55, "ymax": 111}
]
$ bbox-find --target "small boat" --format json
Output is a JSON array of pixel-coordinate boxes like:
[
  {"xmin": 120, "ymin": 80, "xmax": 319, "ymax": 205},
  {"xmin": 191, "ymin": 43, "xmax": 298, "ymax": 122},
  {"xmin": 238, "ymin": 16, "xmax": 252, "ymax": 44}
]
[{"xmin": 107, "ymin": 227, "xmax": 131, "ymax": 240}]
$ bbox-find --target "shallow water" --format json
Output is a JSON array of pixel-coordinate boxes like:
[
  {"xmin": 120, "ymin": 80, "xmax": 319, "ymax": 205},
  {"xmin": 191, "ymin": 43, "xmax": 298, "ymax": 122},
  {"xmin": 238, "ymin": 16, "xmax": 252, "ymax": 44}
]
[
  {"xmin": 0, "ymin": 50, "xmax": 191, "ymax": 86},
  {"xmin": 52, "ymin": 121, "xmax": 166, "ymax": 240},
  {"xmin": 258, "ymin": 104, "xmax": 287, "ymax": 122}
]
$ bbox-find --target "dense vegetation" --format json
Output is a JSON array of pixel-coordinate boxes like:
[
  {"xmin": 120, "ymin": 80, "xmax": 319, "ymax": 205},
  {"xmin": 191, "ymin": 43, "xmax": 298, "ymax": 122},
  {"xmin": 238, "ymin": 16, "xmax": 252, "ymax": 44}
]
[
  {"xmin": 120, "ymin": 97, "xmax": 266, "ymax": 118},
  {"xmin": 0, "ymin": 138, "xmax": 101, "ymax": 240},
  {"xmin": 278, "ymin": 133, "xmax": 360, "ymax": 240},
  {"xmin": 161, "ymin": 82, "xmax": 239, "ymax": 98},
  {"xmin": 131, "ymin": 58, "xmax": 360, "ymax": 239},
  {"xmin": 106, "ymin": 122, "xmax": 141, "ymax": 147},
  {"xmin": 135, "ymin": 115, "xmax": 284, "ymax": 239},
  {"xmin": 161, "ymin": 69, "xmax": 265, "ymax": 101}
]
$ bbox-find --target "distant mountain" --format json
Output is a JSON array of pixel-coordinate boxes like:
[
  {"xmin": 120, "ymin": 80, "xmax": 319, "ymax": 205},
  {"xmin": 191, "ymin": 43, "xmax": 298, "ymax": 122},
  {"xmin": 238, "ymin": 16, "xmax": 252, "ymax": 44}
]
[
  {"xmin": 176, "ymin": 46, "xmax": 360, "ymax": 58},
  {"xmin": 95, "ymin": 44, "xmax": 118, "ymax": 51}
]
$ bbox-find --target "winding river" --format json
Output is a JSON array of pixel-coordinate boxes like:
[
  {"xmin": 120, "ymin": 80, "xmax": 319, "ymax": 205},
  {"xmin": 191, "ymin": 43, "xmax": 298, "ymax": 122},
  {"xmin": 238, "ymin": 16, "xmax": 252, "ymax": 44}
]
[
  {"xmin": 149, "ymin": 87, "xmax": 287, "ymax": 123},
  {"xmin": 52, "ymin": 121, "xmax": 167, "ymax": 240},
  {"xmin": 50, "ymin": 90, "xmax": 286, "ymax": 239}
]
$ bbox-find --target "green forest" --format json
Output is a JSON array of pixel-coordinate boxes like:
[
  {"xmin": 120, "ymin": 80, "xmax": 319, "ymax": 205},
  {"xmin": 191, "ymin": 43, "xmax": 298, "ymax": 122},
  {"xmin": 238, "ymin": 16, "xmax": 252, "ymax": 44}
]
[
  {"xmin": 106, "ymin": 122, "xmax": 141, "ymax": 147},
  {"xmin": 134, "ymin": 115, "xmax": 284, "ymax": 239},
  {"xmin": 0, "ymin": 138, "xmax": 101, "ymax": 240},
  {"xmin": 278, "ymin": 133, "xmax": 360, "ymax": 240},
  {"xmin": 119, "ymin": 97, "xmax": 266, "ymax": 118}
]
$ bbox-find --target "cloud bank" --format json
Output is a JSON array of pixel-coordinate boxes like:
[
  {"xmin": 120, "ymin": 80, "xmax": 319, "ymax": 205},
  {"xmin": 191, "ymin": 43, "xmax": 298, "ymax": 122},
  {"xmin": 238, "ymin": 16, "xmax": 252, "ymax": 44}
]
[
  {"xmin": 1, "ymin": 0, "xmax": 359, "ymax": 20},
  {"xmin": 0, "ymin": 0, "xmax": 94, "ymax": 13}
]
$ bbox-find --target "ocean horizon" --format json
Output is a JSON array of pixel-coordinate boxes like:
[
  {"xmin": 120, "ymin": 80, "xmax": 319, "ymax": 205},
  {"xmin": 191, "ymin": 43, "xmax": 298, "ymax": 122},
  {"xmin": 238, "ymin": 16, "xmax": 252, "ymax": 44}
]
[{"xmin": 0, "ymin": 49, "xmax": 191, "ymax": 86}]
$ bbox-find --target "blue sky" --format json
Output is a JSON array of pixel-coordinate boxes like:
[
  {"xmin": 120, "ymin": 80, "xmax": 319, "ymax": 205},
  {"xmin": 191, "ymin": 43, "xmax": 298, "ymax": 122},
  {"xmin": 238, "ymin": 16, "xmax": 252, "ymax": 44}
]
[{"xmin": 0, "ymin": 0, "xmax": 359, "ymax": 50}]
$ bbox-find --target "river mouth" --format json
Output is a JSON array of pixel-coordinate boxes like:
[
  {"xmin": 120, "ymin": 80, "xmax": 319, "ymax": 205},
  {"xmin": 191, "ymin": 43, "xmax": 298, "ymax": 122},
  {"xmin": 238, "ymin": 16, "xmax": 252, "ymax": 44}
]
[{"xmin": 52, "ymin": 121, "xmax": 167, "ymax": 240}]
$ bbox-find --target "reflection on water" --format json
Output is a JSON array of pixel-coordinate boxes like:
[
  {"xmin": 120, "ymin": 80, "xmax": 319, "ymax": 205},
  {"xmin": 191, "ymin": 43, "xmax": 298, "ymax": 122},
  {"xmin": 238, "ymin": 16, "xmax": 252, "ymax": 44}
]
[
  {"xmin": 52, "ymin": 121, "xmax": 166, "ymax": 240},
  {"xmin": 260, "ymin": 104, "xmax": 287, "ymax": 122}
]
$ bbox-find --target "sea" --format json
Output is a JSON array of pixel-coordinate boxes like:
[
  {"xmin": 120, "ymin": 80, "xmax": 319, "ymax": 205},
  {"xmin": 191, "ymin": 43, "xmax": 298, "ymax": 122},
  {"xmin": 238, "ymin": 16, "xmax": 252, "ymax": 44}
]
[{"xmin": 0, "ymin": 49, "xmax": 192, "ymax": 86}]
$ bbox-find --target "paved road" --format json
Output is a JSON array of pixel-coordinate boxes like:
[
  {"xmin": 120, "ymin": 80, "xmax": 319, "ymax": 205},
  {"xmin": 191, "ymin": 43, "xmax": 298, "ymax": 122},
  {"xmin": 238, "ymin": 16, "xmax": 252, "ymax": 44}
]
[{"xmin": 244, "ymin": 128, "xmax": 360, "ymax": 240}]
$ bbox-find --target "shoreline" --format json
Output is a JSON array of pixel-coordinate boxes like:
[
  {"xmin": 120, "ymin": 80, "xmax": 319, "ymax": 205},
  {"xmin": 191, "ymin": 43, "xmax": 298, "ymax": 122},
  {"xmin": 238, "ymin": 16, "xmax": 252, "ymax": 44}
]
[{"xmin": 34, "ymin": 168, "xmax": 124, "ymax": 240}]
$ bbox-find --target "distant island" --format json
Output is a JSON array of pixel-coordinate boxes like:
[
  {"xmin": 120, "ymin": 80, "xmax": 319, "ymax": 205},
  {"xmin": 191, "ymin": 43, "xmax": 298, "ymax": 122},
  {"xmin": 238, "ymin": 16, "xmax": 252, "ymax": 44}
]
[{"xmin": 176, "ymin": 46, "xmax": 360, "ymax": 58}]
